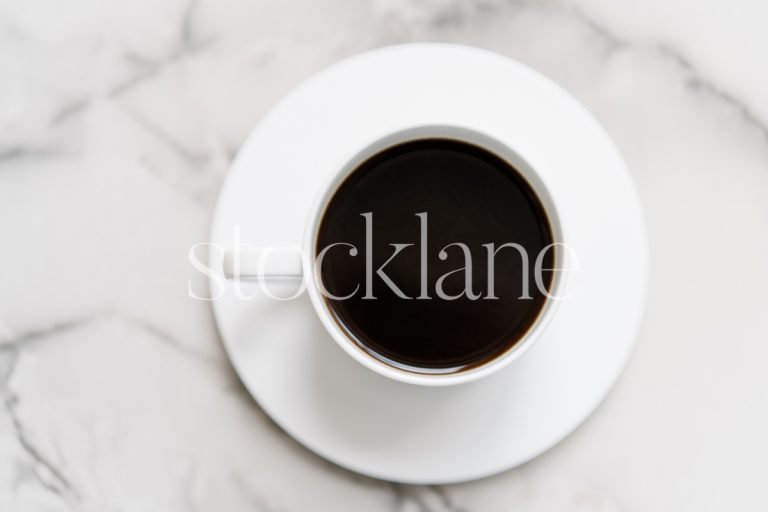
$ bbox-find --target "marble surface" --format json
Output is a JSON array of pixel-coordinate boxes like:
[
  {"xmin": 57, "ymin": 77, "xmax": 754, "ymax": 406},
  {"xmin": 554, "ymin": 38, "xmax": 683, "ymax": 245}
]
[{"xmin": 1, "ymin": 0, "xmax": 767, "ymax": 510}]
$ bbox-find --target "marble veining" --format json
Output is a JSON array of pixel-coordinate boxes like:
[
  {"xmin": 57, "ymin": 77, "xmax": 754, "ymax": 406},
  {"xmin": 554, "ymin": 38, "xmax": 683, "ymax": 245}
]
[{"xmin": 1, "ymin": 0, "xmax": 767, "ymax": 510}]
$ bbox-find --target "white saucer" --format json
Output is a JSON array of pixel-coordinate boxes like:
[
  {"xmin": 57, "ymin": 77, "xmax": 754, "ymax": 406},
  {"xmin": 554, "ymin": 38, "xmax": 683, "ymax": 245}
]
[{"xmin": 209, "ymin": 44, "xmax": 648, "ymax": 484}]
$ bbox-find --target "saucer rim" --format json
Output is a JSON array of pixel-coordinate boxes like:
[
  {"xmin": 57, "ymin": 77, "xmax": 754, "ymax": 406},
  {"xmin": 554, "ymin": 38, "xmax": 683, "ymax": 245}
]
[{"xmin": 209, "ymin": 42, "xmax": 649, "ymax": 484}]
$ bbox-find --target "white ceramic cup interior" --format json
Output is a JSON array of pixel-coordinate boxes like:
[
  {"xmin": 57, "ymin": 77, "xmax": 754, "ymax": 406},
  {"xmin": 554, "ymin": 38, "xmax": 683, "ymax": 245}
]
[{"xmin": 224, "ymin": 124, "xmax": 566, "ymax": 386}]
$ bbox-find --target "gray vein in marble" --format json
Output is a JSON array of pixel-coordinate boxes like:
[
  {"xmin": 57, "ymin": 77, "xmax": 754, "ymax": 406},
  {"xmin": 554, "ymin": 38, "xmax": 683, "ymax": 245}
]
[
  {"xmin": 47, "ymin": 66, "xmax": 155, "ymax": 129},
  {"xmin": 121, "ymin": 314, "xmax": 218, "ymax": 363},
  {"xmin": 0, "ymin": 313, "xmax": 103, "ymax": 349},
  {"xmin": 390, "ymin": 483, "xmax": 428, "ymax": 512},
  {"xmin": 179, "ymin": 0, "xmax": 203, "ymax": 53},
  {"xmin": 403, "ymin": 485, "xmax": 437, "ymax": 512},
  {"xmin": 430, "ymin": 486, "xmax": 467, "ymax": 512},
  {"xmin": 428, "ymin": 4, "xmax": 471, "ymax": 29},
  {"xmin": 0, "ymin": 147, "xmax": 57, "ymax": 161},
  {"xmin": 0, "ymin": 311, "xmax": 217, "ymax": 366},
  {"xmin": 653, "ymin": 43, "xmax": 768, "ymax": 143},
  {"xmin": 390, "ymin": 483, "xmax": 467, "ymax": 512},
  {"xmin": 2, "ymin": 390, "xmax": 80, "ymax": 505},
  {"xmin": 511, "ymin": 1, "xmax": 768, "ymax": 143},
  {"xmin": 0, "ymin": 147, "xmax": 73, "ymax": 168},
  {"xmin": 0, "ymin": 311, "xmax": 220, "ymax": 507},
  {"xmin": 563, "ymin": 3, "xmax": 768, "ymax": 143},
  {"xmin": 420, "ymin": 0, "xmax": 768, "ymax": 147},
  {"xmin": 128, "ymin": 109, "xmax": 210, "ymax": 165},
  {"xmin": 562, "ymin": 3, "xmax": 626, "ymax": 52},
  {"xmin": 51, "ymin": 0, "xmax": 214, "ymax": 127},
  {"xmin": 1, "ymin": 328, "xmax": 81, "ymax": 504}
]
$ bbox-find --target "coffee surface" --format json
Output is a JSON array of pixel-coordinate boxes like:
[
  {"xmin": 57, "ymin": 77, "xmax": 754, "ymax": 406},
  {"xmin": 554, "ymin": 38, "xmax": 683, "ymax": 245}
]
[{"xmin": 316, "ymin": 139, "xmax": 553, "ymax": 373}]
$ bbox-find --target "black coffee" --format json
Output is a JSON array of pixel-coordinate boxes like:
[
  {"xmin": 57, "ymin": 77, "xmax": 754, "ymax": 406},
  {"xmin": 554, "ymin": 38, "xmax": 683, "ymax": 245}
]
[{"xmin": 316, "ymin": 139, "xmax": 554, "ymax": 374}]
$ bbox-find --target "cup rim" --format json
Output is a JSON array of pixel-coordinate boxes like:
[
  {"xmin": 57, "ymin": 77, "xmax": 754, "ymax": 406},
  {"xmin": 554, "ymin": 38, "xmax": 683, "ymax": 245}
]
[{"xmin": 302, "ymin": 123, "xmax": 567, "ymax": 386}]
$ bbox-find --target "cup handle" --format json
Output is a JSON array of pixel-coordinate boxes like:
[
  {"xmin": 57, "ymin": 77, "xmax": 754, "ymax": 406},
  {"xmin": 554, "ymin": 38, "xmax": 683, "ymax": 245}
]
[{"xmin": 222, "ymin": 246, "xmax": 304, "ymax": 279}]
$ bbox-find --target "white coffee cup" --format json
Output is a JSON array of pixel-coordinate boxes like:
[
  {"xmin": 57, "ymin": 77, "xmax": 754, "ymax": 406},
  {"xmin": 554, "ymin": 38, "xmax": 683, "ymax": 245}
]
[{"xmin": 223, "ymin": 124, "xmax": 567, "ymax": 386}]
